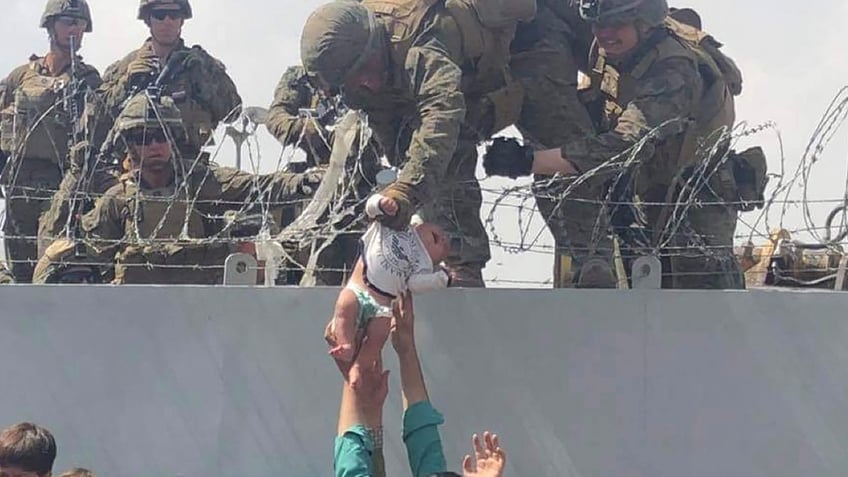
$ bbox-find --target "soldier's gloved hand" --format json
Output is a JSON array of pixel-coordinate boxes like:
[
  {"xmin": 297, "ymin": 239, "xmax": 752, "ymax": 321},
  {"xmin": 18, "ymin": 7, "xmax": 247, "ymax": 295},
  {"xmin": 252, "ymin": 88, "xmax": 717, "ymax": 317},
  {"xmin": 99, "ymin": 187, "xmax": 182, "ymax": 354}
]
[
  {"xmin": 379, "ymin": 182, "xmax": 415, "ymax": 231},
  {"xmin": 125, "ymin": 56, "xmax": 157, "ymax": 91},
  {"xmin": 297, "ymin": 167, "xmax": 325, "ymax": 196},
  {"xmin": 483, "ymin": 137, "xmax": 535, "ymax": 179}
]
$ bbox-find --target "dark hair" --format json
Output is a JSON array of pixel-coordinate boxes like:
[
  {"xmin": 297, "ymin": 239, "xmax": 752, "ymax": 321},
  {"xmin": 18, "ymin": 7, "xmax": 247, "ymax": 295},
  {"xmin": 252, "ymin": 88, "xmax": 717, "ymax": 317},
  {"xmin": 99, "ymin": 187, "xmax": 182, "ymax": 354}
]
[
  {"xmin": 0, "ymin": 422, "xmax": 57, "ymax": 475},
  {"xmin": 60, "ymin": 468, "xmax": 97, "ymax": 477}
]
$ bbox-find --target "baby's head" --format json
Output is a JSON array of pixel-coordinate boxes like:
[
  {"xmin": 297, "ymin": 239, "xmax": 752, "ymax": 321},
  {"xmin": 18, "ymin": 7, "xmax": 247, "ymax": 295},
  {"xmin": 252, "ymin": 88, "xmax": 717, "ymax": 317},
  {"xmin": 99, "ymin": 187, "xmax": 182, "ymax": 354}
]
[{"xmin": 414, "ymin": 222, "xmax": 451, "ymax": 265}]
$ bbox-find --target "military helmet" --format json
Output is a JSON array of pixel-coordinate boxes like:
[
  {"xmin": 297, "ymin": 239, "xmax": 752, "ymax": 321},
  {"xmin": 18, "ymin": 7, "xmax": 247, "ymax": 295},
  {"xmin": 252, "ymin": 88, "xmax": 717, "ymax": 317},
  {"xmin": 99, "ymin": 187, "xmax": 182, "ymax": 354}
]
[
  {"xmin": 138, "ymin": 0, "xmax": 193, "ymax": 21},
  {"xmin": 579, "ymin": 0, "xmax": 668, "ymax": 27},
  {"xmin": 41, "ymin": 0, "xmax": 93, "ymax": 33},
  {"xmin": 114, "ymin": 92, "xmax": 186, "ymax": 144},
  {"xmin": 300, "ymin": 1, "xmax": 382, "ymax": 93}
]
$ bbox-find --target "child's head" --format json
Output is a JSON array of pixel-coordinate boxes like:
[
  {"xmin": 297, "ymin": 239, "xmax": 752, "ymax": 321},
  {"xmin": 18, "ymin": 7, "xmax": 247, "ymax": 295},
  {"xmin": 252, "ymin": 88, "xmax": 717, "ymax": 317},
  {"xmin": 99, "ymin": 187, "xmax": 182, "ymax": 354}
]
[{"xmin": 414, "ymin": 222, "xmax": 450, "ymax": 265}]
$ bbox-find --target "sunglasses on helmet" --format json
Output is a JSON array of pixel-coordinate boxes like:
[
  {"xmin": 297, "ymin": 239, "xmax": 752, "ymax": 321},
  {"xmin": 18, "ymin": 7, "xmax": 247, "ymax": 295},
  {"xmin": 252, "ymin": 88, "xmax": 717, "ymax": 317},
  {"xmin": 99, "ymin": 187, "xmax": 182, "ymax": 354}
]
[
  {"xmin": 124, "ymin": 129, "xmax": 169, "ymax": 146},
  {"xmin": 150, "ymin": 9, "xmax": 185, "ymax": 21}
]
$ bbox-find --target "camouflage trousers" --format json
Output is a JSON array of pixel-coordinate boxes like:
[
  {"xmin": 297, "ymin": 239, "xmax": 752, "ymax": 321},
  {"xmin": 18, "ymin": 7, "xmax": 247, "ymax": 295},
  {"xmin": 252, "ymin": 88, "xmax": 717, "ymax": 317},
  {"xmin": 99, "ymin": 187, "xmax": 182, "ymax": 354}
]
[
  {"xmin": 510, "ymin": 32, "xmax": 615, "ymax": 287},
  {"xmin": 2, "ymin": 158, "xmax": 63, "ymax": 283},
  {"xmin": 418, "ymin": 135, "xmax": 489, "ymax": 287},
  {"xmin": 38, "ymin": 165, "xmax": 120, "ymax": 258},
  {"xmin": 638, "ymin": 201, "xmax": 744, "ymax": 290}
]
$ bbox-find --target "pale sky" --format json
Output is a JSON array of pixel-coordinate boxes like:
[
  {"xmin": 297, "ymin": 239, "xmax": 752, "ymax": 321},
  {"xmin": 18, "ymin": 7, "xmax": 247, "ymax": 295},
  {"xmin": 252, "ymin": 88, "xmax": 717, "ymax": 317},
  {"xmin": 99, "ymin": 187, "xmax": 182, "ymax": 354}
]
[{"xmin": 1, "ymin": 0, "xmax": 846, "ymax": 287}]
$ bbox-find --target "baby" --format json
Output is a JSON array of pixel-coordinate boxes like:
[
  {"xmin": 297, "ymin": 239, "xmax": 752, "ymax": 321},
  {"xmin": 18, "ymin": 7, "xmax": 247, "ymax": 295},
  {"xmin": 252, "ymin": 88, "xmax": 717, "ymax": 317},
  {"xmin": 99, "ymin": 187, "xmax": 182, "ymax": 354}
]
[{"xmin": 325, "ymin": 192, "xmax": 451, "ymax": 384}]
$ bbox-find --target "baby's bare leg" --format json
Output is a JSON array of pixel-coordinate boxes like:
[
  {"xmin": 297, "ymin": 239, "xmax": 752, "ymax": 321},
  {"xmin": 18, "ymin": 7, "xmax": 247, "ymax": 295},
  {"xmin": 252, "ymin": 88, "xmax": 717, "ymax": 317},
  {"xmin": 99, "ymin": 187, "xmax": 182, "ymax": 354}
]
[
  {"xmin": 350, "ymin": 315, "xmax": 392, "ymax": 388},
  {"xmin": 327, "ymin": 287, "xmax": 361, "ymax": 362}
]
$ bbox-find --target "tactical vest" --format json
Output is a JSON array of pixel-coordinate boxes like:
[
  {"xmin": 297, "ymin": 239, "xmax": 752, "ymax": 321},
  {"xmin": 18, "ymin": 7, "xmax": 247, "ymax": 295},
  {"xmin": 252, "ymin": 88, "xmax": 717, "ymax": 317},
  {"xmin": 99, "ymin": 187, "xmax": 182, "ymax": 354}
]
[
  {"xmin": 588, "ymin": 29, "xmax": 736, "ymax": 193},
  {"xmin": 119, "ymin": 176, "xmax": 206, "ymax": 241},
  {"xmin": 664, "ymin": 17, "xmax": 743, "ymax": 96},
  {"xmin": 0, "ymin": 61, "xmax": 76, "ymax": 164},
  {"xmin": 362, "ymin": 0, "xmax": 534, "ymax": 132},
  {"xmin": 113, "ymin": 174, "xmax": 231, "ymax": 284}
]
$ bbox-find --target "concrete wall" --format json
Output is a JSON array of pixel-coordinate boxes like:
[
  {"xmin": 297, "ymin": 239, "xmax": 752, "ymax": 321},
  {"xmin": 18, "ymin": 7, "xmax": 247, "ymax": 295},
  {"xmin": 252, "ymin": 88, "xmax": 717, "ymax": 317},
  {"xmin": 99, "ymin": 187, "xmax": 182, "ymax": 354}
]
[{"xmin": 0, "ymin": 286, "xmax": 846, "ymax": 477}]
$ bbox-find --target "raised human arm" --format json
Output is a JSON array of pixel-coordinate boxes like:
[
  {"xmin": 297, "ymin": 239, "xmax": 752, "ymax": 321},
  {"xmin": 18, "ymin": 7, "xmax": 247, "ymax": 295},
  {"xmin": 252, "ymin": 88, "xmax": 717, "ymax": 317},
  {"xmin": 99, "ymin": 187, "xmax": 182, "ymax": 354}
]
[
  {"xmin": 335, "ymin": 360, "xmax": 389, "ymax": 477},
  {"xmin": 392, "ymin": 292, "xmax": 449, "ymax": 476}
]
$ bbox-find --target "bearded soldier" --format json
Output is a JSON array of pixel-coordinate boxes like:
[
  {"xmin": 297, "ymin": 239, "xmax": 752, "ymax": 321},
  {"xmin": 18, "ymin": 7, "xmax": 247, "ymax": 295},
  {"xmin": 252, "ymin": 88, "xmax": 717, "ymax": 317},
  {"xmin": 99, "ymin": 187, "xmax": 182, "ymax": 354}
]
[
  {"xmin": 484, "ymin": 0, "xmax": 758, "ymax": 289},
  {"xmin": 300, "ymin": 0, "xmax": 535, "ymax": 287},
  {"xmin": 39, "ymin": 0, "xmax": 242, "ymax": 260},
  {"xmin": 35, "ymin": 92, "xmax": 323, "ymax": 285},
  {"xmin": 0, "ymin": 0, "xmax": 100, "ymax": 283}
]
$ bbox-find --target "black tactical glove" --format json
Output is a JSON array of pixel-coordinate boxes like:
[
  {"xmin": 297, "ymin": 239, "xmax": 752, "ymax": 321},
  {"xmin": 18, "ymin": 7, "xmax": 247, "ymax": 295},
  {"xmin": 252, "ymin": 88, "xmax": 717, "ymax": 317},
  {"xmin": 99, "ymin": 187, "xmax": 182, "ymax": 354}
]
[
  {"xmin": 297, "ymin": 167, "xmax": 326, "ymax": 196},
  {"xmin": 483, "ymin": 137, "xmax": 535, "ymax": 179},
  {"xmin": 379, "ymin": 181, "xmax": 415, "ymax": 231}
]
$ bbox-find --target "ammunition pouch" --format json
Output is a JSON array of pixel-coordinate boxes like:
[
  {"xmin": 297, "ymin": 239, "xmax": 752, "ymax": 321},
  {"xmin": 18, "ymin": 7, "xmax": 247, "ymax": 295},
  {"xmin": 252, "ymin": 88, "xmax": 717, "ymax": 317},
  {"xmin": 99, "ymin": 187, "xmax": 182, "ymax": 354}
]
[{"xmin": 729, "ymin": 146, "xmax": 768, "ymax": 212}]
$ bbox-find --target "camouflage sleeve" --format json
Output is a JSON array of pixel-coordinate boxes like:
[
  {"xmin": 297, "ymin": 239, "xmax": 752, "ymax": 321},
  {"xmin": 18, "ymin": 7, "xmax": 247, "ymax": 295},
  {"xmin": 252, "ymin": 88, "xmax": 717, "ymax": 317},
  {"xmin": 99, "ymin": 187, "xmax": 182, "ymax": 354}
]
[
  {"xmin": 83, "ymin": 58, "xmax": 130, "ymax": 150},
  {"xmin": 204, "ymin": 166, "xmax": 320, "ymax": 209},
  {"xmin": 188, "ymin": 47, "xmax": 242, "ymax": 125},
  {"xmin": 81, "ymin": 188, "xmax": 127, "ymax": 262},
  {"xmin": 396, "ymin": 38, "xmax": 466, "ymax": 205},
  {"xmin": 265, "ymin": 66, "xmax": 312, "ymax": 146},
  {"xmin": 562, "ymin": 57, "xmax": 702, "ymax": 173}
]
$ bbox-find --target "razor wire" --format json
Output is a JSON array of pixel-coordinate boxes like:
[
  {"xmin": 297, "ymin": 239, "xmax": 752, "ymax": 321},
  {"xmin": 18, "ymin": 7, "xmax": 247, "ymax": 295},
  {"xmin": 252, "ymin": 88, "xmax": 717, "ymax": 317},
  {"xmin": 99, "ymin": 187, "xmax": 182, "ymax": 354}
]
[{"xmin": 2, "ymin": 85, "xmax": 848, "ymax": 287}]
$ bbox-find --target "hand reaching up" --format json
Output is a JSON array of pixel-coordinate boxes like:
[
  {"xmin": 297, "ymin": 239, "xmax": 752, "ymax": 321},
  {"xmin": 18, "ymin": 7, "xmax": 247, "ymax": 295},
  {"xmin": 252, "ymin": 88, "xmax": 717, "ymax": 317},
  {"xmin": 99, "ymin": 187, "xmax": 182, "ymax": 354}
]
[
  {"xmin": 462, "ymin": 432, "xmax": 506, "ymax": 477},
  {"xmin": 390, "ymin": 291, "xmax": 415, "ymax": 356}
]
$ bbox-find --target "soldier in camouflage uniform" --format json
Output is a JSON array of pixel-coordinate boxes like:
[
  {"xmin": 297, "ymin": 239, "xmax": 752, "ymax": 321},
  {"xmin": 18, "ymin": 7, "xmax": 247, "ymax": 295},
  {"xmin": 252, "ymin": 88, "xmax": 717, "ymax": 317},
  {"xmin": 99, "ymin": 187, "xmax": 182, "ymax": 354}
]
[
  {"xmin": 0, "ymin": 0, "xmax": 101, "ymax": 283},
  {"xmin": 266, "ymin": 64, "xmax": 384, "ymax": 286},
  {"xmin": 49, "ymin": 92, "xmax": 323, "ymax": 285},
  {"xmin": 484, "ymin": 0, "xmax": 746, "ymax": 289},
  {"xmin": 266, "ymin": 65, "xmax": 334, "ymax": 168},
  {"xmin": 300, "ymin": 0, "xmax": 535, "ymax": 287},
  {"xmin": 38, "ymin": 0, "xmax": 242, "ymax": 260},
  {"xmin": 509, "ymin": 0, "xmax": 619, "ymax": 287}
]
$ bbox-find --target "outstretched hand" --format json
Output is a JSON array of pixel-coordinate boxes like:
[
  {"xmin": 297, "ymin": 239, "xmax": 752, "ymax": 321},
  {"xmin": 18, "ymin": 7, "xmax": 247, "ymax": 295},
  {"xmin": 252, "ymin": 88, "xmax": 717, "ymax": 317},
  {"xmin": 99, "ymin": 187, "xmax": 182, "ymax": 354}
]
[
  {"xmin": 353, "ymin": 359, "xmax": 390, "ymax": 412},
  {"xmin": 462, "ymin": 432, "xmax": 506, "ymax": 477},
  {"xmin": 390, "ymin": 291, "xmax": 416, "ymax": 356}
]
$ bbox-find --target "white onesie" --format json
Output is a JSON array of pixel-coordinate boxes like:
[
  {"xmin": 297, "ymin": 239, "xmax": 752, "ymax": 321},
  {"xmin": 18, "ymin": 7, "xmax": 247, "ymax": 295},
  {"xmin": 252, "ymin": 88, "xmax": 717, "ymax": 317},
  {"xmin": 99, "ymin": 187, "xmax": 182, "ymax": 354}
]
[{"xmin": 359, "ymin": 195, "xmax": 450, "ymax": 298}]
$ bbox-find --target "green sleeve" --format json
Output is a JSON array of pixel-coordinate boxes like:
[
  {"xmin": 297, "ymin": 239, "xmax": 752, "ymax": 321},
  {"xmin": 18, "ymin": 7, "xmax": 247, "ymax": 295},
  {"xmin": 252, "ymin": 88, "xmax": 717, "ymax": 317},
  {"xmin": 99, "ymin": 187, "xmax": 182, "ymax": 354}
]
[
  {"xmin": 335, "ymin": 425, "xmax": 374, "ymax": 477},
  {"xmin": 206, "ymin": 166, "xmax": 317, "ymax": 208},
  {"xmin": 80, "ymin": 188, "xmax": 127, "ymax": 262},
  {"xmin": 188, "ymin": 47, "xmax": 242, "ymax": 125},
  {"xmin": 266, "ymin": 66, "xmax": 312, "ymax": 146},
  {"xmin": 563, "ymin": 57, "xmax": 701, "ymax": 173},
  {"xmin": 402, "ymin": 401, "xmax": 448, "ymax": 477},
  {"xmin": 396, "ymin": 36, "xmax": 466, "ymax": 205}
]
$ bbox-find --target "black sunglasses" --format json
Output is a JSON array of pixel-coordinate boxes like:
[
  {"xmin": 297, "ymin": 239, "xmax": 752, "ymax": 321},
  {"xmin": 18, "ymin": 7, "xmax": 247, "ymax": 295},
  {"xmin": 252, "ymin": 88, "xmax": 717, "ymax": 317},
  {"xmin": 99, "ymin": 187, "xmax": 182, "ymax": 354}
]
[
  {"xmin": 124, "ymin": 129, "xmax": 168, "ymax": 146},
  {"xmin": 150, "ymin": 9, "xmax": 185, "ymax": 21}
]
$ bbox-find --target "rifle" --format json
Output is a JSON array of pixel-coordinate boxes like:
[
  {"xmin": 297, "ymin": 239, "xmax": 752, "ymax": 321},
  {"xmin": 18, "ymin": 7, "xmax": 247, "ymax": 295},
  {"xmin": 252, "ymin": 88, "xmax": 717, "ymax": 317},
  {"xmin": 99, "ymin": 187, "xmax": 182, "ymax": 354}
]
[{"xmin": 64, "ymin": 36, "xmax": 86, "ymax": 159}]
